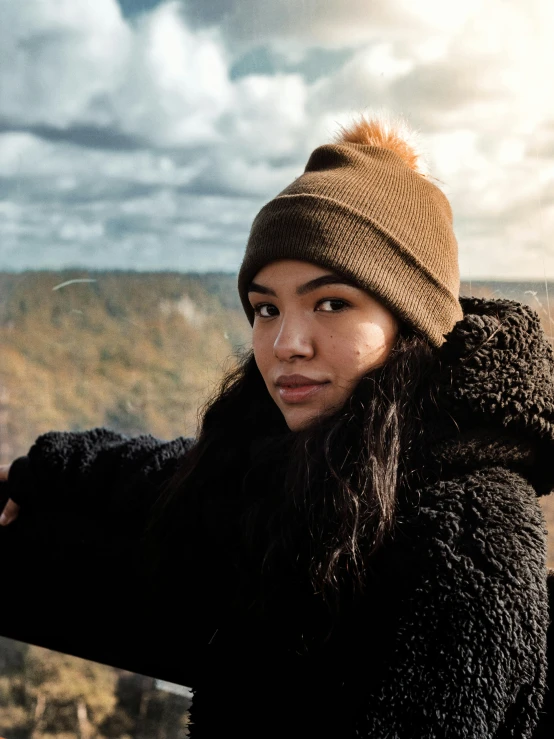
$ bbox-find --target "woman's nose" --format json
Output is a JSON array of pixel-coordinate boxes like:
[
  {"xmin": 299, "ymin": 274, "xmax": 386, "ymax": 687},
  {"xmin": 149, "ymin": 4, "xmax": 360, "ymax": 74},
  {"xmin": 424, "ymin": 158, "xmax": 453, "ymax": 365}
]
[{"xmin": 273, "ymin": 316, "xmax": 315, "ymax": 361}]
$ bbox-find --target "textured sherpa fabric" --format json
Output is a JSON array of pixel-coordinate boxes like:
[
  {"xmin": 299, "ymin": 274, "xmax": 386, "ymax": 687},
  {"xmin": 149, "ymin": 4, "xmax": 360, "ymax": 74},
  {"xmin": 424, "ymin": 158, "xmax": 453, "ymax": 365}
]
[
  {"xmin": 429, "ymin": 297, "xmax": 554, "ymax": 496},
  {"xmin": 1, "ymin": 297, "xmax": 553, "ymax": 738}
]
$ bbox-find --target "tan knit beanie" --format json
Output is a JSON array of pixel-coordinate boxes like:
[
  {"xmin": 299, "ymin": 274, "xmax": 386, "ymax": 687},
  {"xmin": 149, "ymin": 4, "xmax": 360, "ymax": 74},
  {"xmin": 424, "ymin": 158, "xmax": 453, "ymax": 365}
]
[{"xmin": 237, "ymin": 114, "xmax": 463, "ymax": 347}]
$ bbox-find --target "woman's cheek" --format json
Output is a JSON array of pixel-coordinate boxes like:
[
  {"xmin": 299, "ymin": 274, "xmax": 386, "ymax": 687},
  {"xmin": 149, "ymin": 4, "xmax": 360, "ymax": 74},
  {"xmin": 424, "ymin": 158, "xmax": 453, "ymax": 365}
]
[
  {"xmin": 362, "ymin": 327, "xmax": 390, "ymax": 362},
  {"xmin": 254, "ymin": 327, "xmax": 272, "ymax": 360},
  {"xmin": 330, "ymin": 345, "xmax": 360, "ymax": 391}
]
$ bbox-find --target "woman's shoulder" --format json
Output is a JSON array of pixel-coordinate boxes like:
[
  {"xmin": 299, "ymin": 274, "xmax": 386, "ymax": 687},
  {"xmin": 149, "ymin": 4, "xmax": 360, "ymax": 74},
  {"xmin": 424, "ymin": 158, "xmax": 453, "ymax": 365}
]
[
  {"xmin": 416, "ymin": 464, "xmax": 543, "ymax": 528},
  {"xmin": 425, "ymin": 296, "xmax": 554, "ymax": 497}
]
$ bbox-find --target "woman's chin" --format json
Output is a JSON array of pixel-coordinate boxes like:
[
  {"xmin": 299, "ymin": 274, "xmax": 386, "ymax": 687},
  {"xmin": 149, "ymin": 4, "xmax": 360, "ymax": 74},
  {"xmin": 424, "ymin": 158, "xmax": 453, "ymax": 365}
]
[
  {"xmin": 281, "ymin": 403, "xmax": 336, "ymax": 432},
  {"xmin": 284, "ymin": 414, "xmax": 313, "ymax": 432}
]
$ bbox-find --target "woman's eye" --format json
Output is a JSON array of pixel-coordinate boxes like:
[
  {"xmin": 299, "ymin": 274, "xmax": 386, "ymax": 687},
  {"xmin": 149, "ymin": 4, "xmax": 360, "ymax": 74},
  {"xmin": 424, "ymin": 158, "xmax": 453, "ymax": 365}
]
[
  {"xmin": 253, "ymin": 303, "xmax": 279, "ymax": 318},
  {"xmin": 316, "ymin": 299, "xmax": 349, "ymax": 312}
]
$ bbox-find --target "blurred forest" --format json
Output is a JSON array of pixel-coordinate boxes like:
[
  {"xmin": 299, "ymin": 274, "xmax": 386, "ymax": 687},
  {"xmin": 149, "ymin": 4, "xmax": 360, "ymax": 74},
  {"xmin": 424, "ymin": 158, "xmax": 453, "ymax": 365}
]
[
  {"xmin": 1, "ymin": 271, "xmax": 554, "ymax": 737},
  {"xmin": 0, "ymin": 270, "xmax": 250, "ymax": 461},
  {"xmin": 0, "ymin": 636, "xmax": 191, "ymax": 738}
]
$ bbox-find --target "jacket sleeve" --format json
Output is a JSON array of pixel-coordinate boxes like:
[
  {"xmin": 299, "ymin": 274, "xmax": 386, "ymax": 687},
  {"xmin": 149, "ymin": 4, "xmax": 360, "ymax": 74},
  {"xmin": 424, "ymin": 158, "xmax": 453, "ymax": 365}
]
[
  {"xmin": 358, "ymin": 466, "xmax": 549, "ymax": 739},
  {"xmin": 0, "ymin": 428, "xmax": 199, "ymax": 685},
  {"xmin": 5, "ymin": 427, "xmax": 195, "ymax": 521}
]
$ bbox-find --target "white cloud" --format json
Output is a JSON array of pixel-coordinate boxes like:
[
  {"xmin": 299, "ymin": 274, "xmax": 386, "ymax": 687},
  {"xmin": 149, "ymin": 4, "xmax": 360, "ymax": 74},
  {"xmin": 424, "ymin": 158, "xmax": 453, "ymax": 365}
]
[
  {"xmin": 0, "ymin": 0, "xmax": 131, "ymax": 127},
  {"xmin": 0, "ymin": 0, "xmax": 231, "ymax": 146},
  {"xmin": 1, "ymin": 0, "xmax": 554, "ymax": 279},
  {"xmin": 184, "ymin": 0, "xmax": 482, "ymax": 49},
  {"xmin": 112, "ymin": 2, "xmax": 231, "ymax": 146},
  {"xmin": 0, "ymin": 132, "xmax": 263, "ymax": 271}
]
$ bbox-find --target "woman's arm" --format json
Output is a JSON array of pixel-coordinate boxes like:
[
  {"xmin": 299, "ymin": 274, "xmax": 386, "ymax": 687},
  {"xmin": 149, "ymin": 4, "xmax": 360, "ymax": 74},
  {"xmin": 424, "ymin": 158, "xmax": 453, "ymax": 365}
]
[
  {"xmin": 1, "ymin": 428, "xmax": 195, "ymax": 523},
  {"xmin": 0, "ymin": 428, "xmax": 198, "ymax": 685},
  {"xmin": 358, "ymin": 466, "xmax": 548, "ymax": 739}
]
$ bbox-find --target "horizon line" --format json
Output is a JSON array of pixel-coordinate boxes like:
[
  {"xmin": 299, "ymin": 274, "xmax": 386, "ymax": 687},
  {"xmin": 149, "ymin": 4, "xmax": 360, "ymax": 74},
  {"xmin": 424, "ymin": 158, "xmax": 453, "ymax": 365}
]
[{"xmin": 2, "ymin": 268, "xmax": 554, "ymax": 283}]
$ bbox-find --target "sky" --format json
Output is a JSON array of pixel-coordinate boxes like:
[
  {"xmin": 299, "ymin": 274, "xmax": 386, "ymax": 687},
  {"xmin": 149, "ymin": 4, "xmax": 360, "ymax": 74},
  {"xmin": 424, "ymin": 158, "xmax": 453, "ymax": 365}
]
[{"xmin": 0, "ymin": 0, "xmax": 553, "ymax": 279}]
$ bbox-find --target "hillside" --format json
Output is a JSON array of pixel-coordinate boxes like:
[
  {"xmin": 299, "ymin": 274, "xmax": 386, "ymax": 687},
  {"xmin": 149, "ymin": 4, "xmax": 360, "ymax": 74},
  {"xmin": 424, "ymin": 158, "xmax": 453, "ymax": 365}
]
[
  {"xmin": 0, "ymin": 272, "xmax": 553, "ymax": 567},
  {"xmin": 0, "ymin": 270, "xmax": 251, "ymax": 462}
]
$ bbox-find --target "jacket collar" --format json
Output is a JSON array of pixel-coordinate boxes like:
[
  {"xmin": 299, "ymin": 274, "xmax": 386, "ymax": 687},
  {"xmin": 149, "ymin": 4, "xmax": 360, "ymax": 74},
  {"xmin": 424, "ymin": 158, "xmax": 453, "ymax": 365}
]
[{"xmin": 429, "ymin": 296, "xmax": 554, "ymax": 495}]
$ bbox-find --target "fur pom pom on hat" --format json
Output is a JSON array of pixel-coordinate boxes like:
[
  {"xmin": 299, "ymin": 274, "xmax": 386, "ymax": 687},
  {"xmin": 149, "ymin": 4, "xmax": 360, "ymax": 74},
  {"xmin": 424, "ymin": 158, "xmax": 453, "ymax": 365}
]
[{"xmin": 237, "ymin": 112, "xmax": 463, "ymax": 347}]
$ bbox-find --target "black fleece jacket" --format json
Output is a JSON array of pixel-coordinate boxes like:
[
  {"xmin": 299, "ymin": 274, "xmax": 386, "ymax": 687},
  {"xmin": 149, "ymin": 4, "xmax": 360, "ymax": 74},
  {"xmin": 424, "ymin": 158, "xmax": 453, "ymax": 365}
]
[{"xmin": 1, "ymin": 297, "xmax": 554, "ymax": 738}]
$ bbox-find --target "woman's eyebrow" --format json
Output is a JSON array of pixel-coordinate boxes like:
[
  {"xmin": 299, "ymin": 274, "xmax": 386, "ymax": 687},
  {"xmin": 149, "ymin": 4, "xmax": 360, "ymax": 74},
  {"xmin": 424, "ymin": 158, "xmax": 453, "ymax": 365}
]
[
  {"xmin": 247, "ymin": 274, "xmax": 357, "ymax": 297},
  {"xmin": 248, "ymin": 281, "xmax": 276, "ymax": 296},
  {"xmin": 296, "ymin": 275, "xmax": 358, "ymax": 295}
]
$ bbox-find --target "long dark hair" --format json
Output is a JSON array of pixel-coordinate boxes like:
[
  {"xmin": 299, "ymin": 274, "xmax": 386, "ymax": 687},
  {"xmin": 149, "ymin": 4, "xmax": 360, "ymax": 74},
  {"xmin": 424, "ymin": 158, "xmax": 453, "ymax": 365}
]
[{"xmin": 150, "ymin": 327, "xmax": 436, "ymax": 607}]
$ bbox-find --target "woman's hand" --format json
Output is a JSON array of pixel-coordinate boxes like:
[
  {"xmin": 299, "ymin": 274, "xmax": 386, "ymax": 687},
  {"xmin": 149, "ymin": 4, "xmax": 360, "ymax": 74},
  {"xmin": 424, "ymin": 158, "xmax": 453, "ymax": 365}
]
[{"xmin": 0, "ymin": 464, "xmax": 19, "ymax": 525}]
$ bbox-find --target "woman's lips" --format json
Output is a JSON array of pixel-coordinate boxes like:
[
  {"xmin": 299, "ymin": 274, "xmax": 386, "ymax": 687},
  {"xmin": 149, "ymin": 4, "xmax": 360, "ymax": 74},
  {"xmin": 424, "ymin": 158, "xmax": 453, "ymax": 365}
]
[{"xmin": 277, "ymin": 382, "xmax": 329, "ymax": 404}]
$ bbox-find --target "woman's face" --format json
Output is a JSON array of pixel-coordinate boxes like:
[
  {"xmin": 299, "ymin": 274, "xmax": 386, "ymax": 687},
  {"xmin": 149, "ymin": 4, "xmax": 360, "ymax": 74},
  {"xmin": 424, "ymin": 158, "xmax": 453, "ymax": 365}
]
[{"xmin": 249, "ymin": 259, "xmax": 399, "ymax": 431}]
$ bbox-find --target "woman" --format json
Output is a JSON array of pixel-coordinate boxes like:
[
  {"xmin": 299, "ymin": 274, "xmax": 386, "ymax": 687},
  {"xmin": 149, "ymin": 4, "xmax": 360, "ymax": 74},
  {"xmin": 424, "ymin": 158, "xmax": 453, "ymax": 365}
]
[{"xmin": 1, "ymin": 113, "xmax": 553, "ymax": 738}]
